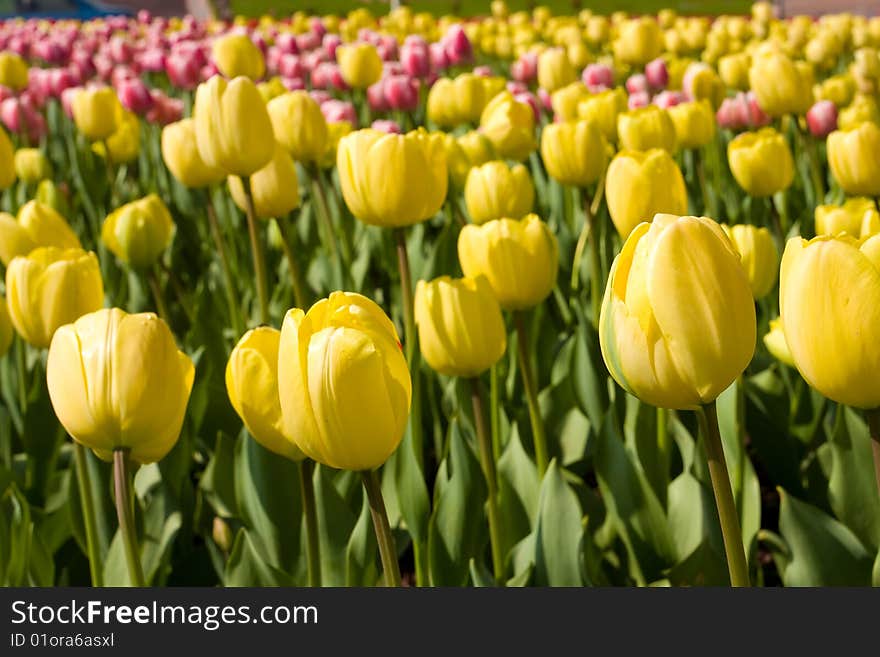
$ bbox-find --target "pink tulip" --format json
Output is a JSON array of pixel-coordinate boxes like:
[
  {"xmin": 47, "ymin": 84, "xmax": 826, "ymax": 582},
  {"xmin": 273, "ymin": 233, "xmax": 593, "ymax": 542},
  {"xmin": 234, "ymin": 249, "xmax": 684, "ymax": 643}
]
[
  {"xmin": 296, "ymin": 32, "xmax": 320, "ymax": 52},
  {"xmin": 310, "ymin": 18, "xmax": 327, "ymax": 40},
  {"xmin": 645, "ymin": 58, "xmax": 669, "ymax": 90},
  {"xmin": 626, "ymin": 73, "xmax": 649, "ymax": 95},
  {"xmin": 367, "ymin": 80, "xmax": 390, "ymax": 112},
  {"xmin": 628, "ymin": 90, "xmax": 651, "ymax": 109},
  {"xmin": 378, "ymin": 36, "xmax": 399, "ymax": 62},
  {"xmin": 511, "ymin": 52, "xmax": 538, "ymax": 84},
  {"xmin": 653, "ymin": 90, "xmax": 684, "ymax": 109},
  {"xmin": 537, "ymin": 87, "xmax": 552, "ymax": 112},
  {"xmin": 108, "ymin": 36, "xmax": 133, "ymax": 64},
  {"xmin": 806, "ymin": 100, "xmax": 838, "ymax": 138},
  {"xmin": 323, "ymin": 33, "xmax": 341, "ymax": 60},
  {"xmin": 200, "ymin": 64, "xmax": 218, "ymax": 82},
  {"xmin": 94, "ymin": 54, "xmax": 114, "ymax": 81},
  {"xmin": 371, "ymin": 119, "xmax": 401, "ymax": 134},
  {"xmin": 321, "ymin": 99, "xmax": 357, "ymax": 126},
  {"xmin": 385, "ymin": 75, "xmax": 419, "ymax": 112},
  {"xmin": 0, "ymin": 86, "xmax": 14, "ymax": 104},
  {"xmin": 275, "ymin": 32, "xmax": 299, "ymax": 55},
  {"xmin": 50, "ymin": 68, "xmax": 79, "ymax": 97},
  {"xmin": 473, "ymin": 65, "xmax": 493, "ymax": 78},
  {"xmin": 165, "ymin": 52, "xmax": 200, "ymax": 90},
  {"xmin": 443, "ymin": 24, "xmax": 473, "ymax": 65},
  {"xmin": 309, "ymin": 90, "xmax": 332, "ymax": 105},
  {"xmin": 278, "ymin": 53, "xmax": 303, "ymax": 79},
  {"xmin": 117, "ymin": 77, "xmax": 154, "ymax": 115},
  {"xmin": 506, "ymin": 80, "xmax": 528, "ymax": 95},
  {"xmin": 61, "ymin": 87, "xmax": 79, "ymax": 118},
  {"xmin": 139, "ymin": 48, "xmax": 166, "ymax": 73},
  {"xmin": 582, "ymin": 63, "xmax": 614, "ymax": 90},
  {"xmin": 429, "ymin": 42, "xmax": 449, "ymax": 71},
  {"xmin": 281, "ymin": 76, "xmax": 305, "ymax": 91},
  {"xmin": 401, "ymin": 36, "xmax": 431, "ymax": 78},
  {"xmin": 311, "ymin": 62, "xmax": 346, "ymax": 91},
  {"xmin": 515, "ymin": 91, "xmax": 541, "ymax": 121}
]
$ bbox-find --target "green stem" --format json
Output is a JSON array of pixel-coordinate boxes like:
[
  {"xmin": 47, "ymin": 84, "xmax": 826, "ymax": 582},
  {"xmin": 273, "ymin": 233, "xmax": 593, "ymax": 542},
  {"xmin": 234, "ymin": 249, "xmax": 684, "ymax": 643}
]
[
  {"xmin": 490, "ymin": 364, "xmax": 501, "ymax": 465},
  {"xmin": 275, "ymin": 215, "xmax": 309, "ymax": 309},
  {"xmin": 514, "ymin": 311, "xmax": 548, "ymax": 477},
  {"xmin": 147, "ymin": 267, "xmax": 170, "ymax": 323},
  {"xmin": 470, "ymin": 377, "xmax": 505, "ymax": 585},
  {"xmin": 395, "ymin": 227, "xmax": 423, "ymax": 468},
  {"xmin": 298, "ymin": 459, "xmax": 321, "ymax": 587},
  {"xmin": 242, "ymin": 176, "xmax": 270, "ymax": 325},
  {"xmin": 572, "ymin": 187, "xmax": 603, "ymax": 329},
  {"xmin": 112, "ymin": 449, "xmax": 145, "ymax": 587},
  {"xmin": 309, "ymin": 166, "xmax": 348, "ymax": 289},
  {"xmin": 698, "ymin": 401, "xmax": 750, "ymax": 587},
  {"xmin": 656, "ymin": 406, "xmax": 669, "ymax": 505},
  {"xmin": 695, "ymin": 148, "xmax": 713, "ymax": 217},
  {"xmin": 15, "ymin": 335, "xmax": 27, "ymax": 413},
  {"xmin": 866, "ymin": 409, "xmax": 880, "ymax": 502},
  {"xmin": 74, "ymin": 442, "xmax": 104, "ymax": 586},
  {"xmin": 205, "ymin": 190, "xmax": 243, "ymax": 336},
  {"xmin": 360, "ymin": 469, "xmax": 401, "ymax": 587}
]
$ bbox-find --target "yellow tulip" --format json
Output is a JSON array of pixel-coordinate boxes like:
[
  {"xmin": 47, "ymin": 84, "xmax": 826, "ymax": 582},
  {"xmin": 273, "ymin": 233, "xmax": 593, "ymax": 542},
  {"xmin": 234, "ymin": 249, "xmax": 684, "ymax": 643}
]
[
  {"xmin": 540, "ymin": 119, "xmax": 608, "ymax": 188},
  {"xmin": 46, "ymin": 308, "xmax": 194, "ymax": 463},
  {"xmin": 194, "ymin": 75, "xmax": 274, "ymax": 177},
  {"xmin": 667, "ymin": 100, "xmax": 716, "ymax": 149},
  {"xmin": 0, "ymin": 200, "xmax": 80, "ymax": 266},
  {"xmin": 457, "ymin": 130, "xmax": 495, "ymax": 166},
  {"xmin": 718, "ymin": 52, "xmax": 751, "ymax": 90},
  {"xmin": 814, "ymin": 73, "xmax": 856, "ymax": 108},
  {"xmin": 267, "ymin": 91, "xmax": 328, "ymax": 164},
  {"xmin": 458, "ymin": 214, "xmax": 558, "ymax": 310},
  {"xmin": 0, "ymin": 52, "xmax": 28, "ymax": 90},
  {"xmin": 722, "ymin": 224, "xmax": 779, "ymax": 299},
  {"xmin": 161, "ymin": 118, "xmax": 226, "ymax": 188},
  {"xmin": 414, "ymin": 275, "xmax": 507, "ymax": 378},
  {"xmin": 763, "ymin": 318, "xmax": 795, "ymax": 368},
  {"xmin": 13, "ymin": 148, "xmax": 51, "ymax": 183},
  {"xmin": 337, "ymin": 42, "xmax": 383, "ymax": 89},
  {"xmin": 550, "ymin": 82, "xmax": 590, "ymax": 122},
  {"xmin": 727, "ymin": 128, "xmax": 795, "ymax": 197},
  {"xmin": 780, "ymin": 234, "xmax": 880, "ymax": 408},
  {"xmin": 577, "ymin": 88, "xmax": 628, "ymax": 143},
  {"xmin": 599, "ymin": 214, "xmax": 756, "ymax": 409},
  {"xmin": 537, "ymin": 47, "xmax": 576, "ymax": 92},
  {"xmin": 827, "ymin": 121, "xmax": 880, "ymax": 196},
  {"xmin": 93, "ymin": 107, "xmax": 140, "ymax": 165},
  {"xmin": 257, "ymin": 76, "xmax": 287, "ymax": 103},
  {"xmin": 5, "ymin": 247, "xmax": 104, "ymax": 349},
  {"xmin": 212, "ymin": 33, "xmax": 265, "ymax": 80},
  {"xmin": 815, "ymin": 198, "xmax": 880, "ymax": 238},
  {"xmin": 617, "ymin": 106, "xmax": 677, "ymax": 153},
  {"xmin": 337, "ymin": 128, "xmax": 447, "ymax": 227},
  {"xmin": 613, "ymin": 17, "xmax": 663, "ymax": 66},
  {"xmin": 605, "ymin": 149, "xmax": 688, "ymax": 239},
  {"xmin": 72, "ymin": 86, "xmax": 121, "ymax": 141},
  {"xmin": 0, "ymin": 128, "xmax": 14, "ymax": 190},
  {"xmin": 685, "ymin": 64, "xmax": 725, "ymax": 110},
  {"xmin": 464, "ymin": 160, "xmax": 534, "ymax": 224},
  {"xmin": 748, "ymin": 51, "xmax": 813, "ymax": 117},
  {"xmin": 479, "ymin": 91, "xmax": 536, "ymax": 161},
  {"xmin": 320, "ymin": 120, "xmax": 352, "ymax": 169},
  {"xmin": 101, "ymin": 195, "xmax": 174, "ymax": 269},
  {"xmin": 277, "ymin": 292, "xmax": 411, "ymax": 471},
  {"xmin": 428, "ymin": 74, "xmax": 500, "ymax": 128},
  {"xmin": 226, "ymin": 327, "xmax": 304, "ymax": 462},
  {"xmin": 838, "ymin": 95, "xmax": 880, "ymax": 130},
  {"xmin": 0, "ymin": 297, "xmax": 11, "ymax": 358},
  {"xmin": 440, "ymin": 133, "xmax": 469, "ymax": 189},
  {"xmin": 229, "ymin": 142, "xmax": 300, "ymax": 219}
]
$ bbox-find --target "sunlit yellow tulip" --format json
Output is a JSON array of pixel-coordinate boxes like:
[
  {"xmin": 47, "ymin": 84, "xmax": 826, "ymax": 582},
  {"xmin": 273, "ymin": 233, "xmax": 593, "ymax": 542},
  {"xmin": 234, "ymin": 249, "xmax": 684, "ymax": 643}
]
[
  {"xmin": 0, "ymin": 52, "xmax": 28, "ymax": 90},
  {"xmin": 267, "ymin": 91, "xmax": 328, "ymax": 164},
  {"xmin": 618, "ymin": 106, "xmax": 677, "ymax": 153},
  {"xmin": 464, "ymin": 160, "xmax": 533, "ymax": 224},
  {"xmin": 722, "ymin": 224, "xmax": 778, "ymax": 299},
  {"xmin": 72, "ymin": 87, "xmax": 121, "ymax": 141},
  {"xmin": 0, "ymin": 128, "xmax": 14, "ymax": 190},
  {"xmin": 827, "ymin": 121, "xmax": 880, "ymax": 196},
  {"xmin": 0, "ymin": 297, "xmax": 11, "ymax": 358},
  {"xmin": 479, "ymin": 91, "xmax": 536, "ymax": 161},
  {"xmin": 537, "ymin": 47, "xmax": 576, "ymax": 92},
  {"xmin": 337, "ymin": 42, "xmax": 383, "ymax": 89},
  {"xmin": 229, "ymin": 142, "xmax": 300, "ymax": 219},
  {"xmin": 161, "ymin": 118, "xmax": 226, "ymax": 188},
  {"xmin": 93, "ymin": 107, "xmax": 140, "ymax": 165},
  {"xmin": 102, "ymin": 195, "xmax": 174, "ymax": 270},
  {"xmin": 763, "ymin": 318, "xmax": 795, "ymax": 368},
  {"xmin": 614, "ymin": 17, "xmax": 663, "ymax": 66},
  {"xmin": 748, "ymin": 51, "xmax": 813, "ymax": 117},
  {"xmin": 727, "ymin": 128, "xmax": 794, "ymax": 197},
  {"xmin": 577, "ymin": 88, "xmax": 628, "ymax": 143},
  {"xmin": 212, "ymin": 33, "xmax": 265, "ymax": 80},
  {"xmin": 541, "ymin": 119, "xmax": 608, "ymax": 188},
  {"xmin": 0, "ymin": 200, "xmax": 80, "ymax": 266},
  {"xmin": 13, "ymin": 148, "xmax": 51, "ymax": 183},
  {"xmin": 667, "ymin": 100, "xmax": 716, "ymax": 149}
]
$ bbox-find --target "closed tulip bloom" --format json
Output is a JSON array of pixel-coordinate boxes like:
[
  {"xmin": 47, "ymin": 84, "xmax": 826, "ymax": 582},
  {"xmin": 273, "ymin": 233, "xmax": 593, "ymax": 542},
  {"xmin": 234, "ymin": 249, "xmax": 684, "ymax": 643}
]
[
  {"xmin": 458, "ymin": 214, "xmax": 558, "ymax": 310},
  {"xmin": 667, "ymin": 100, "xmax": 716, "ymax": 149},
  {"xmin": 780, "ymin": 234, "xmax": 880, "ymax": 408},
  {"xmin": 277, "ymin": 292, "xmax": 411, "ymax": 471},
  {"xmin": 457, "ymin": 130, "xmax": 495, "ymax": 166},
  {"xmin": 94, "ymin": 107, "xmax": 140, "ymax": 165},
  {"xmin": 541, "ymin": 119, "xmax": 608, "ymax": 187},
  {"xmin": 728, "ymin": 128, "xmax": 794, "ymax": 197},
  {"xmin": 550, "ymin": 82, "xmax": 590, "ymax": 122},
  {"xmin": 212, "ymin": 33, "xmax": 265, "ymax": 80},
  {"xmin": 614, "ymin": 18, "xmax": 663, "ymax": 66},
  {"xmin": 763, "ymin": 318, "xmax": 795, "ymax": 368},
  {"xmin": 194, "ymin": 75, "xmax": 274, "ymax": 177},
  {"xmin": 427, "ymin": 74, "xmax": 502, "ymax": 127},
  {"xmin": 748, "ymin": 51, "xmax": 813, "ymax": 117},
  {"xmin": 537, "ymin": 47, "xmax": 576, "ymax": 93},
  {"xmin": 605, "ymin": 149, "xmax": 688, "ymax": 238},
  {"xmin": 72, "ymin": 87, "xmax": 121, "ymax": 141},
  {"xmin": 336, "ymin": 42, "xmax": 383, "ymax": 89},
  {"xmin": 161, "ymin": 118, "xmax": 226, "ymax": 188},
  {"xmin": 464, "ymin": 160, "xmax": 533, "ymax": 224},
  {"xmin": 267, "ymin": 91, "xmax": 328, "ymax": 164},
  {"xmin": 14, "ymin": 148, "xmax": 52, "ymax": 183},
  {"xmin": 0, "ymin": 128, "xmax": 14, "ymax": 190},
  {"xmin": 718, "ymin": 53, "xmax": 751, "ymax": 91},
  {"xmin": 415, "ymin": 276, "xmax": 507, "ymax": 378},
  {"xmin": 337, "ymin": 128, "xmax": 447, "ymax": 227},
  {"xmin": 577, "ymin": 88, "xmax": 628, "ymax": 143},
  {"xmin": 827, "ymin": 121, "xmax": 880, "ymax": 196},
  {"xmin": 0, "ymin": 200, "xmax": 80, "ymax": 266},
  {"xmin": 815, "ymin": 197, "xmax": 880, "ymax": 238},
  {"xmin": 479, "ymin": 90, "xmax": 536, "ymax": 161},
  {"xmin": 0, "ymin": 52, "xmax": 28, "ymax": 90},
  {"xmin": 319, "ymin": 120, "xmax": 352, "ymax": 169},
  {"xmin": 617, "ymin": 105, "xmax": 677, "ymax": 153},
  {"xmin": 102, "ymin": 194, "xmax": 174, "ymax": 269},
  {"xmin": 722, "ymin": 224, "xmax": 779, "ymax": 299},
  {"xmin": 229, "ymin": 142, "xmax": 300, "ymax": 219},
  {"xmin": 6, "ymin": 247, "xmax": 104, "ymax": 349},
  {"xmin": 226, "ymin": 327, "xmax": 304, "ymax": 462},
  {"xmin": 47, "ymin": 308, "xmax": 194, "ymax": 464},
  {"xmin": 0, "ymin": 297, "xmax": 11, "ymax": 358},
  {"xmin": 440, "ymin": 133, "xmax": 469, "ymax": 188},
  {"xmin": 837, "ymin": 95, "xmax": 880, "ymax": 131},
  {"xmin": 599, "ymin": 214, "xmax": 756, "ymax": 409}
]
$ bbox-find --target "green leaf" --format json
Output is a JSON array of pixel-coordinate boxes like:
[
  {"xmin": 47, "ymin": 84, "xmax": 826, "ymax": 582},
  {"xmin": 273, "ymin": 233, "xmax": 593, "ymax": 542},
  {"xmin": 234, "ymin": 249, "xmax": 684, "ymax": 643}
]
[
  {"xmin": 497, "ymin": 424, "xmax": 540, "ymax": 556},
  {"xmin": 571, "ymin": 318, "xmax": 609, "ymax": 433},
  {"xmin": 314, "ymin": 464, "xmax": 360, "ymax": 586},
  {"xmin": 533, "ymin": 460, "xmax": 585, "ymax": 586},
  {"xmin": 200, "ymin": 431, "xmax": 237, "ymax": 519},
  {"xmin": 469, "ymin": 558, "xmax": 495, "ymax": 587},
  {"xmin": 667, "ymin": 472, "xmax": 724, "ymax": 563},
  {"xmin": 345, "ymin": 494, "xmax": 378, "ymax": 587},
  {"xmin": 225, "ymin": 529, "xmax": 294, "ymax": 586},
  {"xmin": 777, "ymin": 488, "xmax": 873, "ymax": 586},
  {"xmin": 667, "ymin": 541, "xmax": 730, "ymax": 587},
  {"xmin": 388, "ymin": 426, "xmax": 430, "ymax": 543}
]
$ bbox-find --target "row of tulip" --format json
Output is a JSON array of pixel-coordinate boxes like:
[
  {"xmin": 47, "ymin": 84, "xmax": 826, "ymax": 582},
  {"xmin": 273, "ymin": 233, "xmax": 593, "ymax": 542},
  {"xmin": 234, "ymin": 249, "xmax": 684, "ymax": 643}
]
[{"xmin": 0, "ymin": 2, "xmax": 879, "ymax": 587}]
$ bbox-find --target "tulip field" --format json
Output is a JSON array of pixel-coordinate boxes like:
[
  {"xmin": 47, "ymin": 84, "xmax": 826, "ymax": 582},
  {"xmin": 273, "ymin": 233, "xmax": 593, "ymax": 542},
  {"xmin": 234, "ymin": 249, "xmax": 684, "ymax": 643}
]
[{"xmin": 1, "ymin": 2, "xmax": 880, "ymax": 590}]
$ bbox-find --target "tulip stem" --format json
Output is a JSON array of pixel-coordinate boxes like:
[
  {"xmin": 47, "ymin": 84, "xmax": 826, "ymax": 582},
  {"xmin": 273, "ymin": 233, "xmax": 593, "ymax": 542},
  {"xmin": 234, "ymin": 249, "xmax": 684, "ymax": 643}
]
[
  {"xmin": 514, "ymin": 311, "xmax": 549, "ymax": 477},
  {"xmin": 490, "ymin": 364, "xmax": 502, "ymax": 464},
  {"xmin": 147, "ymin": 267, "xmax": 170, "ymax": 324},
  {"xmin": 112, "ymin": 449, "xmax": 145, "ymax": 587},
  {"xmin": 298, "ymin": 459, "xmax": 321, "ymax": 587},
  {"xmin": 310, "ymin": 166, "xmax": 350, "ymax": 286},
  {"xmin": 469, "ymin": 377, "xmax": 505, "ymax": 585},
  {"xmin": 205, "ymin": 190, "xmax": 243, "ymax": 336},
  {"xmin": 15, "ymin": 335, "xmax": 27, "ymax": 413},
  {"xmin": 866, "ymin": 409, "xmax": 880, "ymax": 502},
  {"xmin": 242, "ymin": 176, "xmax": 270, "ymax": 325},
  {"xmin": 74, "ymin": 442, "xmax": 104, "ymax": 587},
  {"xmin": 395, "ymin": 227, "xmax": 424, "ymax": 469},
  {"xmin": 695, "ymin": 148, "xmax": 713, "ymax": 217},
  {"xmin": 698, "ymin": 401, "xmax": 750, "ymax": 587},
  {"xmin": 360, "ymin": 469, "xmax": 401, "ymax": 587},
  {"xmin": 275, "ymin": 216, "xmax": 309, "ymax": 310},
  {"xmin": 572, "ymin": 187, "xmax": 603, "ymax": 329}
]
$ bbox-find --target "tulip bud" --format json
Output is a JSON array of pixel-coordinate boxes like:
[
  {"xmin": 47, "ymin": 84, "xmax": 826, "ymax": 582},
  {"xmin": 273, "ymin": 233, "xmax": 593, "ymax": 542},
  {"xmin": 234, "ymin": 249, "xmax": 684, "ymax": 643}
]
[
  {"xmin": 229, "ymin": 142, "xmax": 300, "ymax": 219},
  {"xmin": 71, "ymin": 86, "xmax": 121, "ymax": 141},
  {"xmin": 815, "ymin": 197, "xmax": 880, "ymax": 238},
  {"xmin": 479, "ymin": 90, "xmax": 536, "ymax": 161},
  {"xmin": 194, "ymin": 75, "xmax": 274, "ymax": 177},
  {"xmin": 102, "ymin": 194, "xmax": 174, "ymax": 269},
  {"xmin": 600, "ymin": 214, "xmax": 756, "ymax": 409},
  {"xmin": 267, "ymin": 91, "xmax": 328, "ymax": 164},
  {"xmin": 537, "ymin": 48, "xmax": 576, "ymax": 93},
  {"xmin": 427, "ymin": 74, "xmax": 503, "ymax": 128},
  {"xmin": 577, "ymin": 88, "xmax": 627, "ymax": 143},
  {"xmin": 94, "ymin": 107, "xmax": 141, "ymax": 165},
  {"xmin": 614, "ymin": 18, "xmax": 663, "ymax": 66},
  {"xmin": 550, "ymin": 82, "xmax": 590, "ymax": 122},
  {"xmin": 645, "ymin": 57, "xmax": 669, "ymax": 89},
  {"xmin": 336, "ymin": 42, "xmax": 383, "ymax": 89},
  {"xmin": 401, "ymin": 36, "xmax": 431, "ymax": 78},
  {"xmin": 464, "ymin": 160, "xmax": 534, "ymax": 225},
  {"xmin": 116, "ymin": 77, "xmax": 154, "ymax": 115},
  {"xmin": 540, "ymin": 119, "xmax": 608, "ymax": 188},
  {"xmin": 6, "ymin": 247, "xmax": 104, "ymax": 349},
  {"xmin": 582, "ymin": 63, "xmax": 614, "ymax": 91},
  {"xmin": 605, "ymin": 149, "xmax": 688, "ymax": 239},
  {"xmin": 617, "ymin": 105, "xmax": 677, "ymax": 153},
  {"xmin": 780, "ymin": 234, "xmax": 880, "ymax": 408},
  {"xmin": 625, "ymin": 73, "xmax": 649, "ymax": 95},
  {"xmin": 161, "ymin": 118, "xmax": 226, "ymax": 189},
  {"xmin": 667, "ymin": 100, "xmax": 715, "ymax": 149},
  {"xmin": 749, "ymin": 51, "xmax": 813, "ymax": 117},
  {"xmin": 457, "ymin": 130, "xmax": 495, "ymax": 167},
  {"xmin": 384, "ymin": 75, "xmax": 419, "ymax": 112},
  {"xmin": 212, "ymin": 33, "xmax": 265, "ymax": 80},
  {"xmin": 511, "ymin": 52, "xmax": 538, "ymax": 84},
  {"xmin": 0, "ymin": 200, "xmax": 80, "ymax": 266},
  {"xmin": 443, "ymin": 24, "xmax": 473, "ymax": 66},
  {"xmin": 226, "ymin": 327, "xmax": 304, "ymax": 462},
  {"xmin": 722, "ymin": 224, "xmax": 779, "ymax": 299},
  {"xmin": 13, "ymin": 147, "xmax": 52, "ymax": 183},
  {"xmin": 212, "ymin": 517, "xmax": 234, "ymax": 553},
  {"xmin": 458, "ymin": 214, "xmax": 558, "ymax": 310},
  {"xmin": 0, "ymin": 296, "xmax": 11, "ymax": 358},
  {"xmin": 47, "ymin": 308, "xmax": 195, "ymax": 463},
  {"xmin": 165, "ymin": 51, "xmax": 201, "ymax": 90},
  {"xmin": 415, "ymin": 276, "xmax": 507, "ymax": 378},
  {"xmin": 728, "ymin": 128, "xmax": 794, "ymax": 197},
  {"xmin": 0, "ymin": 52, "xmax": 29, "ymax": 91},
  {"xmin": 763, "ymin": 318, "xmax": 795, "ymax": 368},
  {"xmin": 337, "ymin": 128, "xmax": 447, "ymax": 227},
  {"xmin": 806, "ymin": 99, "xmax": 838, "ymax": 138},
  {"xmin": 827, "ymin": 121, "xmax": 880, "ymax": 196},
  {"xmin": 0, "ymin": 127, "xmax": 14, "ymax": 190},
  {"xmin": 35, "ymin": 180, "xmax": 69, "ymax": 217},
  {"xmin": 277, "ymin": 292, "xmax": 411, "ymax": 471},
  {"xmin": 718, "ymin": 53, "xmax": 752, "ymax": 91},
  {"xmin": 320, "ymin": 120, "xmax": 352, "ymax": 169}
]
